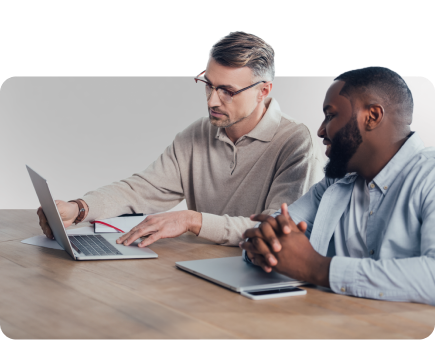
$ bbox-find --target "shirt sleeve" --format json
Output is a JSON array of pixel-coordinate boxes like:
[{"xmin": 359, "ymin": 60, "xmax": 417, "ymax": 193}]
[
  {"xmin": 329, "ymin": 256, "xmax": 435, "ymax": 305},
  {"xmin": 329, "ymin": 177, "xmax": 435, "ymax": 306},
  {"xmin": 200, "ymin": 125, "xmax": 325, "ymax": 246},
  {"xmin": 80, "ymin": 139, "xmax": 185, "ymax": 222}
]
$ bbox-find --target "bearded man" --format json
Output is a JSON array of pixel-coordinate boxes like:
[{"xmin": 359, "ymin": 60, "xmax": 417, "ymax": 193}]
[{"xmin": 241, "ymin": 67, "xmax": 435, "ymax": 305}]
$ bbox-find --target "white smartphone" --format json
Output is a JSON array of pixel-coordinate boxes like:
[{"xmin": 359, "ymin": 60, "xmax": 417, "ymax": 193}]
[{"xmin": 240, "ymin": 286, "xmax": 307, "ymax": 300}]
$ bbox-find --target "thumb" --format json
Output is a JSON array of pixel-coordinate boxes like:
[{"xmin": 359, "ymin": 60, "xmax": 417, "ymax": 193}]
[{"xmin": 297, "ymin": 221, "xmax": 307, "ymax": 233}]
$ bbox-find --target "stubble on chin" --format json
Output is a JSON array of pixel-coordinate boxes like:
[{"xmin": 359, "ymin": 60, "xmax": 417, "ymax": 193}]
[
  {"xmin": 209, "ymin": 113, "xmax": 251, "ymax": 129},
  {"xmin": 209, "ymin": 114, "xmax": 231, "ymax": 128}
]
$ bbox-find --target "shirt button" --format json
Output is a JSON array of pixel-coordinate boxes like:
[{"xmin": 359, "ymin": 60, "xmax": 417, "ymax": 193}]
[
  {"xmin": 379, "ymin": 292, "xmax": 384, "ymax": 297},
  {"xmin": 370, "ymin": 211, "xmax": 373, "ymax": 215},
  {"xmin": 383, "ymin": 186, "xmax": 388, "ymax": 190},
  {"xmin": 370, "ymin": 183, "xmax": 375, "ymax": 189},
  {"xmin": 340, "ymin": 287, "xmax": 346, "ymax": 292},
  {"xmin": 369, "ymin": 249, "xmax": 375, "ymax": 255}
]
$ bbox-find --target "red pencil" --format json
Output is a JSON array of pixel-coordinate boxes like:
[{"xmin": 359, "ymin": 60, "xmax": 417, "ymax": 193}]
[{"xmin": 93, "ymin": 220, "xmax": 125, "ymax": 233}]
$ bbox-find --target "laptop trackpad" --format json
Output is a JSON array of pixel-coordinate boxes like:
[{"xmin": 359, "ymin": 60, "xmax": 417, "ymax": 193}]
[{"xmin": 101, "ymin": 233, "xmax": 157, "ymax": 256}]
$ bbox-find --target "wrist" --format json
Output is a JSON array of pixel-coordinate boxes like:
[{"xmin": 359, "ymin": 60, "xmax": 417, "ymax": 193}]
[
  {"xmin": 68, "ymin": 199, "xmax": 89, "ymax": 224},
  {"xmin": 309, "ymin": 255, "xmax": 332, "ymax": 288},
  {"xmin": 69, "ymin": 201, "xmax": 80, "ymax": 217},
  {"xmin": 79, "ymin": 200, "xmax": 89, "ymax": 219},
  {"xmin": 187, "ymin": 211, "xmax": 202, "ymax": 236}
]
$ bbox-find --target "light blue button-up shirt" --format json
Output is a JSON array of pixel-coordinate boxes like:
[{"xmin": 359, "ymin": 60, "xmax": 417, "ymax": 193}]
[{"xmin": 251, "ymin": 132, "xmax": 435, "ymax": 305}]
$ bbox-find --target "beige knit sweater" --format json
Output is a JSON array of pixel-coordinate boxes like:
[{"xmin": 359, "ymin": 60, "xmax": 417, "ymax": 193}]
[{"xmin": 81, "ymin": 98, "xmax": 325, "ymax": 245}]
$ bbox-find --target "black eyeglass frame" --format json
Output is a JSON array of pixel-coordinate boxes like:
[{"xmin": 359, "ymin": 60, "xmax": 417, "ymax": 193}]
[{"xmin": 194, "ymin": 70, "xmax": 267, "ymax": 99}]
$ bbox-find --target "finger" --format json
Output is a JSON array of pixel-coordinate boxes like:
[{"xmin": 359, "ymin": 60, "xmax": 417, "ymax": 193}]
[
  {"xmin": 244, "ymin": 217, "xmax": 278, "ymax": 239},
  {"xmin": 116, "ymin": 223, "xmax": 146, "ymax": 243},
  {"xmin": 281, "ymin": 202, "xmax": 289, "ymax": 216},
  {"xmin": 122, "ymin": 226, "xmax": 157, "ymax": 246},
  {"xmin": 276, "ymin": 213, "xmax": 295, "ymax": 236},
  {"xmin": 116, "ymin": 227, "xmax": 136, "ymax": 243},
  {"xmin": 280, "ymin": 202, "xmax": 300, "ymax": 233},
  {"xmin": 251, "ymin": 254, "xmax": 272, "ymax": 273},
  {"xmin": 37, "ymin": 208, "xmax": 54, "ymax": 239},
  {"xmin": 280, "ymin": 203, "xmax": 291, "ymax": 234},
  {"xmin": 239, "ymin": 239, "xmax": 259, "ymax": 254},
  {"xmin": 250, "ymin": 213, "xmax": 272, "ymax": 222},
  {"xmin": 259, "ymin": 222, "xmax": 282, "ymax": 252},
  {"xmin": 241, "ymin": 237, "xmax": 277, "ymax": 266},
  {"xmin": 240, "ymin": 239, "xmax": 272, "ymax": 258},
  {"xmin": 246, "ymin": 251, "xmax": 255, "ymax": 262},
  {"xmin": 297, "ymin": 221, "xmax": 308, "ymax": 233},
  {"xmin": 138, "ymin": 232, "xmax": 161, "ymax": 247},
  {"xmin": 242, "ymin": 227, "xmax": 263, "ymax": 240}
]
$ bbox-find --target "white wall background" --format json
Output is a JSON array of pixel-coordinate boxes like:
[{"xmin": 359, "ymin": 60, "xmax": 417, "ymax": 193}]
[{"xmin": 1, "ymin": 76, "xmax": 434, "ymax": 209}]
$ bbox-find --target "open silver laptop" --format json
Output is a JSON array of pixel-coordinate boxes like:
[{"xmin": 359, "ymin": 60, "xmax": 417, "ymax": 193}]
[
  {"xmin": 27, "ymin": 165, "xmax": 158, "ymax": 261},
  {"xmin": 176, "ymin": 256, "xmax": 305, "ymax": 292}
]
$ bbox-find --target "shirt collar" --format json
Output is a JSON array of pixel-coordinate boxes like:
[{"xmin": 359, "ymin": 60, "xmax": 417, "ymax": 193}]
[{"xmin": 215, "ymin": 97, "xmax": 282, "ymax": 142}]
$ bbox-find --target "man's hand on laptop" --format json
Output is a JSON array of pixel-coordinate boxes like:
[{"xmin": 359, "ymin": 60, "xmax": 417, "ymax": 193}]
[
  {"xmin": 239, "ymin": 203, "xmax": 307, "ymax": 272},
  {"xmin": 37, "ymin": 200, "xmax": 83, "ymax": 239},
  {"xmin": 116, "ymin": 210, "xmax": 202, "ymax": 247}
]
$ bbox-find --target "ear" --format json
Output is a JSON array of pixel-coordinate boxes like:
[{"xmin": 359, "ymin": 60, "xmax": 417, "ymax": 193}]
[
  {"xmin": 366, "ymin": 104, "xmax": 384, "ymax": 130},
  {"xmin": 258, "ymin": 81, "xmax": 272, "ymax": 101}
]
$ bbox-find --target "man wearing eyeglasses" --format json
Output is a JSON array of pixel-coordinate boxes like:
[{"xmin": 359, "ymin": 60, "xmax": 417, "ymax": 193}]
[{"xmin": 37, "ymin": 32, "xmax": 324, "ymax": 247}]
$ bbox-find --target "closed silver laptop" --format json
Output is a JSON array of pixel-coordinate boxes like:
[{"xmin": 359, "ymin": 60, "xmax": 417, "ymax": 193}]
[
  {"xmin": 176, "ymin": 256, "xmax": 304, "ymax": 292},
  {"xmin": 27, "ymin": 165, "xmax": 157, "ymax": 260}
]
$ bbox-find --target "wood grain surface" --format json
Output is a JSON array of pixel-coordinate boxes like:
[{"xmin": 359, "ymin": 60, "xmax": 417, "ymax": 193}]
[{"xmin": 0, "ymin": 210, "xmax": 434, "ymax": 339}]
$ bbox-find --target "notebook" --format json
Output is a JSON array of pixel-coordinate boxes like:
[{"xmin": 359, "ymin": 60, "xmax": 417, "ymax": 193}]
[{"xmin": 94, "ymin": 215, "xmax": 147, "ymax": 233}]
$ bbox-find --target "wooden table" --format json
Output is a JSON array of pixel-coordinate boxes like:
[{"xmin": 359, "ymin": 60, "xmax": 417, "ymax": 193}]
[{"xmin": 1, "ymin": 210, "xmax": 434, "ymax": 339}]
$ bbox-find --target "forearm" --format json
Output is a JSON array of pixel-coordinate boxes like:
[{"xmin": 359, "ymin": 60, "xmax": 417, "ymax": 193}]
[
  {"xmin": 329, "ymin": 255, "xmax": 435, "ymax": 305},
  {"xmin": 80, "ymin": 177, "xmax": 167, "ymax": 222},
  {"xmin": 80, "ymin": 141, "xmax": 185, "ymax": 222},
  {"xmin": 198, "ymin": 213, "xmax": 258, "ymax": 246}
]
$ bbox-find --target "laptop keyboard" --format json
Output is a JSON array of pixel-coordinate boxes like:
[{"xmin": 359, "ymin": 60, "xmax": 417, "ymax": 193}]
[{"xmin": 68, "ymin": 235, "xmax": 123, "ymax": 256}]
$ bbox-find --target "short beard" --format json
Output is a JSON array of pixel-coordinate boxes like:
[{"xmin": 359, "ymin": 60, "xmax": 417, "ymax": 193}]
[
  {"xmin": 324, "ymin": 114, "xmax": 363, "ymax": 179},
  {"xmin": 209, "ymin": 113, "xmax": 249, "ymax": 128}
]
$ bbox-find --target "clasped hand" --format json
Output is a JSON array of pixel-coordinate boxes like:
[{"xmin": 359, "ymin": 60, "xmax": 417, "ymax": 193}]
[{"xmin": 239, "ymin": 203, "xmax": 331, "ymax": 287}]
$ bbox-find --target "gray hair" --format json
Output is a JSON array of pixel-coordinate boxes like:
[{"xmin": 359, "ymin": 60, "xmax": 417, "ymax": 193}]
[{"xmin": 210, "ymin": 31, "xmax": 275, "ymax": 81}]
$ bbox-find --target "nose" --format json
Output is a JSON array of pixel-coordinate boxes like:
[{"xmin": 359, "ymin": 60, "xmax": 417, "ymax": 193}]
[
  {"xmin": 208, "ymin": 88, "xmax": 222, "ymax": 108},
  {"xmin": 317, "ymin": 121, "xmax": 326, "ymax": 139}
]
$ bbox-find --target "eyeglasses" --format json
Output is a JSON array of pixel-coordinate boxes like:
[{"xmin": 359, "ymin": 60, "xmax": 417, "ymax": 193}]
[{"xmin": 194, "ymin": 70, "xmax": 266, "ymax": 104}]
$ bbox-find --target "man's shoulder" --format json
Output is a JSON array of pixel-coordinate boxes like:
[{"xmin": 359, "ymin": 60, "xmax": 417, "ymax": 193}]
[
  {"xmin": 407, "ymin": 146, "xmax": 435, "ymax": 173},
  {"xmin": 406, "ymin": 146, "xmax": 435, "ymax": 182},
  {"xmin": 174, "ymin": 116, "xmax": 215, "ymax": 142},
  {"xmin": 273, "ymin": 112, "xmax": 321, "ymax": 158},
  {"xmin": 277, "ymin": 113, "xmax": 314, "ymax": 142},
  {"xmin": 417, "ymin": 146, "xmax": 435, "ymax": 160}
]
